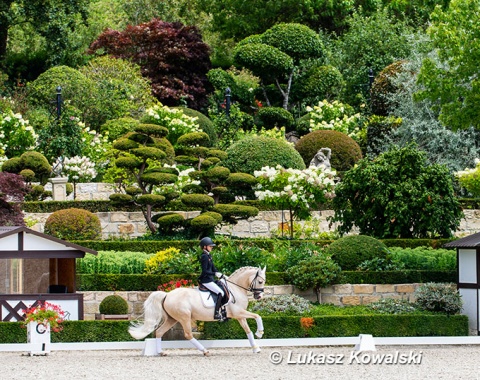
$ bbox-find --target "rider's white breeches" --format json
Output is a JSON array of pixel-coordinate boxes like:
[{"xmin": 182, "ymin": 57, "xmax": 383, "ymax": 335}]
[{"xmin": 203, "ymin": 281, "xmax": 225, "ymax": 297}]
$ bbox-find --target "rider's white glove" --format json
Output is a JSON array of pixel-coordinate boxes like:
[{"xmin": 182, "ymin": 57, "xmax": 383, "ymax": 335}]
[{"xmin": 215, "ymin": 272, "xmax": 223, "ymax": 278}]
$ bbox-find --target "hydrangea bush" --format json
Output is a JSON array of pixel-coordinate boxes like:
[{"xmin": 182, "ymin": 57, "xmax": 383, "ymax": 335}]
[
  {"xmin": 142, "ymin": 103, "xmax": 201, "ymax": 146},
  {"xmin": 455, "ymin": 159, "xmax": 480, "ymax": 197},
  {"xmin": 305, "ymin": 100, "xmax": 363, "ymax": 142},
  {"xmin": 254, "ymin": 165, "xmax": 336, "ymax": 238},
  {"xmin": 0, "ymin": 110, "xmax": 38, "ymax": 157}
]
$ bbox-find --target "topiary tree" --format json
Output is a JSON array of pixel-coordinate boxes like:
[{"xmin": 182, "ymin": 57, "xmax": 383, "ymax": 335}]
[
  {"xmin": 108, "ymin": 123, "xmax": 176, "ymax": 233},
  {"xmin": 2, "ymin": 151, "xmax": 52, "ymax": 185},
  {"xmin": 286, "ymin": 252, "xmax": 341, "ymax": 303},
  {"xmin": 173, "ymin": 107, "xmax": 217, "ymax": 147},
  {"xmin": 44, "ymin": 208, "xmax": 102, "ymax": 241},
  {"xmin": 325, "ymin": 235, "xmax": 390, "ymax": 270},
  {"xmin": 294, "ymin": 130, "xmax": 362, "ymax": 172},
  {"xmin": 223, "ymin": 135, "xmax": 306, "ymax": 175},
  {"xmin": 329, "ymin": 144, "xmax": 464, "ymax": 238},
  {"xmin": 370, "ymin": 60, "xmax": 410, "ymax": 116},
  {"xmin": 100, "ymin": 117, "xmax": 141, "ymax": 142},
  {"xmin": 99, "ymin": 294, "xmax": 129, "ymax": 315},
  {"xmin": 234, "ymin": 23, "xmax": 324, "ymax": 109},
  {"xmin": 292, "ymin": 64, "xmax": 345, "ymax": 107},
  {"xmin": 255, "ymin": 107, "xmax": 294, "ymax": 131}
]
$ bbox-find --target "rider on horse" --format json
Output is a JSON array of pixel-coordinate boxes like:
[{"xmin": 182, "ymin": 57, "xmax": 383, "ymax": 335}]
[{"xmin": 198, "ymin": 236, "xmax": 227, "ymax": 321}]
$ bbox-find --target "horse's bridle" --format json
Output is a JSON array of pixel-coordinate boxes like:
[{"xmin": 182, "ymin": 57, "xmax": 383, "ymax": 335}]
[{"xmin": 226, "ymin": 270, "xmax": 265, "ymax": 300}]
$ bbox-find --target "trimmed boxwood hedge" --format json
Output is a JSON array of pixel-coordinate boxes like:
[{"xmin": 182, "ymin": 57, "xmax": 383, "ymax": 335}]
[
  {"xmin": 203, "ymin": 314, "xmax": 468, "ymax": 340},
  {"xmin": 0, "ymin": 321, "xmax": 136, "ymax": 344},
  {"xmin": 76, "ymin": 270, "xmax": 455, "ymax": 291}
]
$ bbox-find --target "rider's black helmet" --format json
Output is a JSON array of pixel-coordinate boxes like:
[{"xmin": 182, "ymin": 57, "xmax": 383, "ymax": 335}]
[{"xmin": 199, "ymin": 237, "xmax": 216, "ymax": 248}]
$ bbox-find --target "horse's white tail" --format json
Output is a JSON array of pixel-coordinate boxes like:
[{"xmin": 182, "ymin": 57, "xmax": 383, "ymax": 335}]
[{"xmin": 129, "ymin": 291, "xmax": 168, "ymax": 340}]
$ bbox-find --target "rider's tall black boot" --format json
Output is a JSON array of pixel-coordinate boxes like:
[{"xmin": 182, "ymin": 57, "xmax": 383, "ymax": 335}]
[{"xmin": 214, "ymin": 296, "xmax": 224, "ymax": 321}]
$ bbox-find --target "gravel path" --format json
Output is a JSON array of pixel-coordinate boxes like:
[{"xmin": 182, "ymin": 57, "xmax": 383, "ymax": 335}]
[{"xmin": 2, "ymin": 345, "xmax": 480, "ymax": 380}]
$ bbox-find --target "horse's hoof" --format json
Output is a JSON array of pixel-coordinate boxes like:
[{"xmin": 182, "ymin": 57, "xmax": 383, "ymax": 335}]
[
  {"xmin": 255, "ymin": 330, "xmax": 264, "ymax": 339},
  {"xmin": 203, "ymin": 350, "xmax": 210, "ymax": 357},
  {"xmin": 159, "ymin": 351, "xmax": 168, "ymax": 357},
  {"xmin": 252, "ymin": 346, "xmax": 261, "ymax": 354}
]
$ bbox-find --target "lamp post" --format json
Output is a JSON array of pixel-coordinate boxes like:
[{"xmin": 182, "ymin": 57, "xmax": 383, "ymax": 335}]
[
  {"xmin": 56, "ymin": 86, "xmax": 62, "ymax": 121},
  {"xmin": 225, "ymin": 87, "xmax": 231, "ymax": 117},
  {"xmin": 368, "ymin": 68, "xmax": 374, "ymax": 88}
]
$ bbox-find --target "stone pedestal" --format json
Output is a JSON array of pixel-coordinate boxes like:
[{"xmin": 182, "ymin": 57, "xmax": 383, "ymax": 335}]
[{"xmin": 49, "ymin": 177, "xmax": 68, "ymax": 201}]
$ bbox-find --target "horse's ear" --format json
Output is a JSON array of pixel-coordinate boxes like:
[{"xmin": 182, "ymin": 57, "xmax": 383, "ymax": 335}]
[{"xmin": 262, "ymin": 265, "xmax": 266, "ymax": 273}]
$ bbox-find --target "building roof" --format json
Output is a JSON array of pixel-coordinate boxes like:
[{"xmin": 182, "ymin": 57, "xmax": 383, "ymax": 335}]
[
  {"xmin": 444, "ymin": 232, "xmax": 480, "ymax": 248},
  {"xmin": 0, "ymin": 226, "xmax": 97, "ymax": 259}
]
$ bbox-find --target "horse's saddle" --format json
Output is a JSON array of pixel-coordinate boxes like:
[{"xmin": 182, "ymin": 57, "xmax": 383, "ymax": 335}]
[{"xmin": 197, "ymin": 281, "xmax": 230, "ymax": 309}]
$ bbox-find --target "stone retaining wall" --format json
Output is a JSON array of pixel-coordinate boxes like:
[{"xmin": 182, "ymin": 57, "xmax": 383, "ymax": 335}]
[
  {"xmin": 80, "ymin": 283, "xmax": 421, "ymax": 320},
  {"xmin": 31, "ymin": 182, "xmax": 480, "ymax": 238}
]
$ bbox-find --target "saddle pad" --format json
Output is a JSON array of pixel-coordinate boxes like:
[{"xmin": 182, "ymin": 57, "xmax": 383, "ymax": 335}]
[
  {"xmin": 197, "ymin": 289, "xmax": 216, "ymax": 308},
  {"xmin": 197, "ymin": 289, "xmax": 231, "ymax": 309}
]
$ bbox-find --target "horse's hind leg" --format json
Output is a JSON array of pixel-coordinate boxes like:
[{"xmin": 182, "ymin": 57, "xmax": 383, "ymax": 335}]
[
  {"xmin": 178, "ymin": 317, "xmax": 210, "ymax": 356},
  {"xmin": 154, "ymin": 316, "xmax": 177, "ymax": 356}
]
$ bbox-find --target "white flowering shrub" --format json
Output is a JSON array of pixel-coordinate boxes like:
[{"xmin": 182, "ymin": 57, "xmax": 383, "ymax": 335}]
[
  {"xmin": 254, "ymin": 165, "xmax": 336, "ymax": 238},
  {"xmin": 142, "ymin": 103, "xmax": 201, "ymax": 145},
  {"xmin": 0, "ymin": 110, "xmax": 38, "ymax": 157},
  {"xmin": 54, "ymin": 156, "xmax": 97, "ymax": 183},
  {"xmin": 306, "ymin": 100, "xmax": 363, "ymax": 142},
  {"xmin": 455, "ymin": 159, "xmax": 480, "ymax": 197},
  {"xmin": 249, "ymin": 294, "xmax": 312, "ymax": 315}
]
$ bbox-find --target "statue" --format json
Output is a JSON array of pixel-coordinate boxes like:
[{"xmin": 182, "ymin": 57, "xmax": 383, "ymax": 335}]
[{"xmin": 309, "ymin": 148, "xmax": 331, "ymax": 170}]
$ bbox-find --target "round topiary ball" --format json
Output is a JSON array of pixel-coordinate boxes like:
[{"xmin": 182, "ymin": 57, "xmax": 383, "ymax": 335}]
[
  {"xmin": 173, "ymin": 107, "xmax": 217, "ymax": 147},
  {"xmin": 326, "ymin": 235, "xmax": 389, "ymax": 270},
  {"xmin": 99, "ymin": 294, "xmax": 129, "ymax": 315},
  {"xmin": 294, "ymin": 130, "xmax": 362, "ymax": 172},
  {"xmin": 44, "ymin": 208, "xmax": 102, "ymax": 241},
  {"xmin": 223, "ymin": 136, "xmax": 306, "ymax": 175}
]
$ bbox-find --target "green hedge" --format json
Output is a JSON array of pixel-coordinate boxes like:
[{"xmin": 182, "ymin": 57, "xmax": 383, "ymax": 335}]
[
  {"xmin": 203, "ymin": 314, "xmax": 468, "ymax": 339},
  {"xmin": 76, "ymin": 270, "xmax": 455, "ymax": 291},
  {"xmin": 0, "ymin": 321, "xmax": 137, "ymax": 343},
  {"xmin": 1, "ymin": 314, "xmax": 467, "ymax": 343}
]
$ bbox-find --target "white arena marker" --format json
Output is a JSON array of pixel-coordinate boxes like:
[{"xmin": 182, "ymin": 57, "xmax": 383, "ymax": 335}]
[
  {"xmin": 354, "ymin": 334, "xmax": 376, "ymax": 352},
  {"xmin": 142, "ymin": 338, "xmax": 157, "ymax": 356}
]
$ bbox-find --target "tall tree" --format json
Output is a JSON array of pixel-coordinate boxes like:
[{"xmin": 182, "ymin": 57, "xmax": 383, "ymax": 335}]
[
  {"xmin": 88, "ymin": 19, "xmax": 212, "ymax": 110},
  {"xmin": 416, "ymin": 0, "xmax": 480, "ymax": 131},
  {"xmin": 0, "ymin": 0, "xmax": 88, "ymax": 68}
]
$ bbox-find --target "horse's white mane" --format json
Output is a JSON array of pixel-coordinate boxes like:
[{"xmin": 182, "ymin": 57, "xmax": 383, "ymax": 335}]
[{"xmin": 229, "ymin": 266, "xmax": 259, "ymax": 278}]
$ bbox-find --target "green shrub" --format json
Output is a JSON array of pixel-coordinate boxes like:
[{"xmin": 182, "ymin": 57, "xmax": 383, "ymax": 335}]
[
  {"xmin": 286, "ymin": 252, "xmax": 341, "ymax": 301},
  {"xmin": 365, "ymin": 115, "xmax": 403, "ymax": 157},
  {"xmin": 389, "ymin": 247, "xmax": 457, "ymax": 270},
  {"xmin": 101, "ymin": 117, "xmax": 140, "ymax": 141},
  {"xmin": 2, "ymin": 151, "xmax": 52, "ymax": 184},
  {"xmin": 76, "ymin": 251, "xmax": 152, "ymax": 274},
  {"xmin": 223, "ymin": 135, "xmax": 305, "ymax": 175},
  {"xmin": 255, "ymin": 107, "xmax": 294, "ymax": 130},
  {"xmin": 357, "ymin": 257, "xmax": 405, "ymax": 271},
  {"xmin": 249, "ymin": 294, "xmax": 312, "ymax": 315},
  {"xmin": 414, "ymin": 283, "xmax": 463, "ymax": 315},
  {"xmin": 99, "ymin": 294, "xmax": 129, "ymax": 315},
  {"xmin": 44, "ymin": 208, "xmax": 102, "ymax": 241},
  {"xmin": 326, "ymin": 235, "xmax": 389, "ymax": 270},
  {"xmin": 294, "ymin": 130, "xmax": 362, "ymax": 172}
]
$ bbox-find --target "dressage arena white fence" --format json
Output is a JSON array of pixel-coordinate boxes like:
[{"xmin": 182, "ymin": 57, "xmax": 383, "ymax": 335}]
[{"xmin": 3, "ymin": 335, "xmax": 480, "ymax": 355}]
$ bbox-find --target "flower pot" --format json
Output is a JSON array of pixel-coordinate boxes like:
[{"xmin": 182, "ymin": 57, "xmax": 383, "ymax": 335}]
[{"xmin": 27, "ymin": 321, "xmax": 51, "ymax": 355}]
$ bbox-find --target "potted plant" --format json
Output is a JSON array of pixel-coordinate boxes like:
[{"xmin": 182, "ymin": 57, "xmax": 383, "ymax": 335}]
[
  {"xmin": 22, "ymin": 301, "xmax": 65, "ymax": 355},
  {"xmin": 96, "ymin": 294, "xmax": 130, "ymax": 320}
]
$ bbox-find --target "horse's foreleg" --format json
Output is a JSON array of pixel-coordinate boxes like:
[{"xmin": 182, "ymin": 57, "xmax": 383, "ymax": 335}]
[
  {"xmin": 234, "ymin": 309, "xmax": 264, "ymax": 338},
  {"xmin": 154, "ymin": 316, "xmax": 177, "ymax": 356},
  {"xmin": 236, "ymin": 317, "xmax": 261, "ymax": 353}
]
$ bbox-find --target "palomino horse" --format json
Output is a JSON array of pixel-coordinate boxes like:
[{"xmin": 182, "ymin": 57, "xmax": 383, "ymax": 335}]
[{"xmin": 129, "ymin": 266, "xmax": 266, "ymax": 356}]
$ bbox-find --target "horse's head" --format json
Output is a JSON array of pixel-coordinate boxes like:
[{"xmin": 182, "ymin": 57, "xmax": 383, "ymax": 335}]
[{"xmin": 249, "ymin": 266, "xmax": 266, "ymax": 300}]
